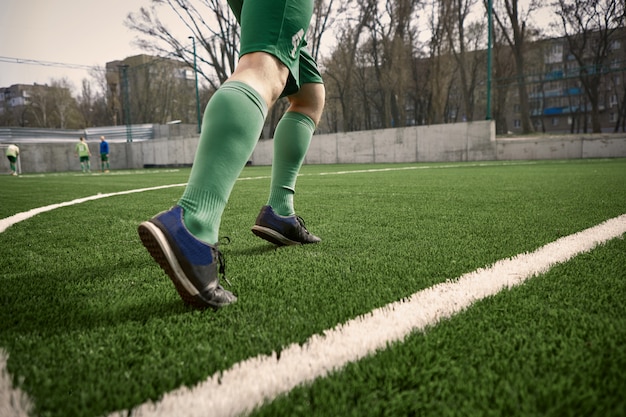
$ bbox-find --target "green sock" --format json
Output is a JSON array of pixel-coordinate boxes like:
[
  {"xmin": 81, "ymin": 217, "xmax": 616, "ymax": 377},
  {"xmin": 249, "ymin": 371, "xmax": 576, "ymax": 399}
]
[
  {"xmin": 267, "ymin": 112, "xmax": 315, "ymax": 216},
  {"xmin": 179, "ymin": 81, "xmax": 267, "ymax": 244}
]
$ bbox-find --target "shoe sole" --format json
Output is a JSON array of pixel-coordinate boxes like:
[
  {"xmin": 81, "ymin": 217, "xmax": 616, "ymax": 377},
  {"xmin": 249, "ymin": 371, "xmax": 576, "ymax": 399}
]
[
  {"xmin": 251, "ymin": 225, "xmax": 299, "ymax": 246},
  {"xmin": 138, "ymin": 221, "xmax": 213, "ymax": 309}
]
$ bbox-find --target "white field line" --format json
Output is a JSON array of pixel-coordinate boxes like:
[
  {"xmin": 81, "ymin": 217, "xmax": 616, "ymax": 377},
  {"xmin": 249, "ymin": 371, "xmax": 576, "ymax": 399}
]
[
  {"xmin": 102, "ymin": 214, "xmax": 625, "ymax": 417},
  {"xmin": 0, "ymin": 184, "xmax": 185, "ymax": 234},
  {"xmin": 0, "ymin": 350, "xmax": 32, "ymax": 417}
]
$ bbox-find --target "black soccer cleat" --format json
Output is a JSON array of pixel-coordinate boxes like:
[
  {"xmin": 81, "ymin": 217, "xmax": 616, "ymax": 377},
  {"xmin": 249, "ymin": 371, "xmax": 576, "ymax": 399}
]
[
  {"xmin": 138, "ymin": 205, "xmax": 237, "ymax": 310},
  {"xmin": 251, "ymin": 205, "xmax": 321, "ymax": 246}
]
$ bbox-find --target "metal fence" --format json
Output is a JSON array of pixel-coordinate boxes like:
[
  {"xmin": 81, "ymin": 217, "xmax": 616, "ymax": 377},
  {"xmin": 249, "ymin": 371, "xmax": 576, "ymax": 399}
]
[{"xmin": 0, "ymin": 124, "xmax": 156, "ymax": 144}]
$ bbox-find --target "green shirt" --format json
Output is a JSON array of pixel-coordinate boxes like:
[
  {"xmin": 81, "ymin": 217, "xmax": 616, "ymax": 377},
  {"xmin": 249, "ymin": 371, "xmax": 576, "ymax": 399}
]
[{"xmin": 75, "ymin": 142, "xmax": 90, "ymax": 157}]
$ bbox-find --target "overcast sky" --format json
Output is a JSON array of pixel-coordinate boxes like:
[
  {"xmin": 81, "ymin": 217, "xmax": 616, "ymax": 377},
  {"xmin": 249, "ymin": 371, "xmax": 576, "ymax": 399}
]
[
  {"xmin": 1, "ymin": 0, "xmax": 555, "ymax": 94},
  {"xmin": 0, "ymin": 0, "xmax": 155, "ymax": 91}
]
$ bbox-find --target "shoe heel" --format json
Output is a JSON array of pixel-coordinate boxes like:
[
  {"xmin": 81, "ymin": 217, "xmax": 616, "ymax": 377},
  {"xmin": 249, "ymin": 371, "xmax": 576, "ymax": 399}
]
[{"xmin": 138, "ymin": 223, "xmax": 207, "ymax": 309}]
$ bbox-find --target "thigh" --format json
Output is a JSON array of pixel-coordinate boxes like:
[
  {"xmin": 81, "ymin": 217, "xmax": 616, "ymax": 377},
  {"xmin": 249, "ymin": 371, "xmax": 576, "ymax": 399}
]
[{"xmin": 237, "ymin": 0, "xmax": 315, "ymax": 96}]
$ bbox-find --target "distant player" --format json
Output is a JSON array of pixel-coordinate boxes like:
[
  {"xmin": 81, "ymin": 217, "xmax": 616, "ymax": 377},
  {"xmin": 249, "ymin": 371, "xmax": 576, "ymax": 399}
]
[
  {"xmin": 99, "ymin": 136, "xmax": 110, "ymax": 173},
  {"xmin": 5, "ymin": 144, "xmax": 19, "ymax": 176},
  {"xmin": 74, "ymin": 137, "xmax": 91, "ymax": 173}
]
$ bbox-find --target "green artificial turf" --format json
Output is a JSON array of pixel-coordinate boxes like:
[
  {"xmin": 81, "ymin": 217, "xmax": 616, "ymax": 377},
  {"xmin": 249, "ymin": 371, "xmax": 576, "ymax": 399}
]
[{"xmin": 0, "ymin": 159, "xmax": 624, "ymax": 417}]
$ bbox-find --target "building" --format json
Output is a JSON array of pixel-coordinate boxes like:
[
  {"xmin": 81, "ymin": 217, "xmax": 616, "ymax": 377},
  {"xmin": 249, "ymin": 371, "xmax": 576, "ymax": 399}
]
[
  {"xmin": 0, "ymin": 84, "xmax": 71, "ymax": 128},
  {"xmin": 105, "ymin": 54, "xmax": 197, "ymax": 126},
  {"xmin": 478, "ymin": 27, "xmax": 626, "ymax": 135},
  {"xmin": 520, "ymin": 31, "xmax": 626, "ymax": 134}
]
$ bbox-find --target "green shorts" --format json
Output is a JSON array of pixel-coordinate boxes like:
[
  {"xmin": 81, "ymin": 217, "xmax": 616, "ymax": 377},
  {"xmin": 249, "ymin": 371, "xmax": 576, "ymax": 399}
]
[
  {"xmin": 101, "ymin": 153, "xmax": 109, "ymax": 162},
  {"xmin": 7, "ymin": 155, "xmax": 16, "ymax": 163},
  {"xmin": 227, "ymin": 0, "xmax": 323, "ymax": 97},
  {"xmin": 79, "ymin": 156, "xmax": 90, "ymax": 163}
]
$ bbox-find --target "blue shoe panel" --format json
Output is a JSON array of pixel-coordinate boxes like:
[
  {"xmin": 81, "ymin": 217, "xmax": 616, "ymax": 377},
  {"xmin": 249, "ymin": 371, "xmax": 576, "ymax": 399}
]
[{"xmin": 153, "ymin": 206, "xmax": 214, "ymax": 266}]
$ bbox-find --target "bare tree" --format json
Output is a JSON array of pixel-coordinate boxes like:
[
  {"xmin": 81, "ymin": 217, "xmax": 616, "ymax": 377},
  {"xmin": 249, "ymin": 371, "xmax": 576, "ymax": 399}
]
[
  {"xmin": 122, "ymin": 57, "xmax": 197, "ymax": 124},
  {"xmin": 84, "ymin": 67, "xmax": 114, "ymax": 127},
  {"xmin": 425, "ymin": 0, "xmax": 458, "ymax": 124},
  {"xmin": 322, "ymin": 0, "xmax": 377, "ymax": 132},
  {"xmin": 442, "ymin": 0, "xmax": 484, "ymax": 122},
  {"xmin": 491, "ymin": 28, "xmax": 517, "ymax": 133},
  {"xmin": 491, "ymin": 0, "xmax": 541, "ymax": 134},
  {"xmin": 553, "ymin": 0, "xmax": 626, "ymax": 133},
  {"xmin": 310, "ymin": 0, "xmax": 337, "ymax": 61},
  {"xmin": 363, "ymin": 0, "xmax": 420, "ymax": 128},
  {"xmin": 126, "ymin": 0, "xmax": 239, "ymax": 90},
  {"xmin": 28, "ymin": 84, "xmax": 55, "ymax": 128},
  {"xmin": 323, "ymin": 28, "xmax": 363, "ymax": 132},
  {"xmin": 77, "ymin": 80, "xmax": 96, "ymax": 128},
  {"xmin": 49, "ymin": 79, "xmax": 81, "ymax": 129}
]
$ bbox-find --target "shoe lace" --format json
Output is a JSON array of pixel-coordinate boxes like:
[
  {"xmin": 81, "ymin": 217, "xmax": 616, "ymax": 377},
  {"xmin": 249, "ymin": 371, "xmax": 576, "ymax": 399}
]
[
  {"xmin": 296, "ymin": 216, "xmax": 311, "ymax": 233},
  {"xmin": 216, "ymin": 237, "xmax": 232, "ymax": 287}
]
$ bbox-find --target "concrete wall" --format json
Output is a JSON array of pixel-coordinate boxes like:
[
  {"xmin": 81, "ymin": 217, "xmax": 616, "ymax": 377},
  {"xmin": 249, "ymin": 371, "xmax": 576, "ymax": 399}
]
[
  {"xmin": 7, "ymin": 121, "xmax": 626, "ymax": 174},
  {"xmin": 133, "ymin": 137, "xmax": 198, "ymax": 168},
  {"xmin": 253, "ymin": 121, "xmax": 497, "ymax": 165},
  {"xmin": 495, "ymin": 133, "xmax": 626, "ymax": 160}
]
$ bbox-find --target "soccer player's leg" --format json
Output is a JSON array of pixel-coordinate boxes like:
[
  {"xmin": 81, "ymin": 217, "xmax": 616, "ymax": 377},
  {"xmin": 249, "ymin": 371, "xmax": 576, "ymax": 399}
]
[
  {"xmin": 252, "ymin": 84, "xmax": 324, "ymax": 246},
  {"xmin": 140, "ymin": 0, "xmax": 307, "ymax": 309},
  {"xmin": 8, "ymin": 156, "xmax": 17, "ymax": 175},
  {"xmin": 252, "ymin": 29, "xmax": 326, "ymax": 245},
  {"xmin": 266, "ymin": 83, "xmax": 325, "ymax": 217}
]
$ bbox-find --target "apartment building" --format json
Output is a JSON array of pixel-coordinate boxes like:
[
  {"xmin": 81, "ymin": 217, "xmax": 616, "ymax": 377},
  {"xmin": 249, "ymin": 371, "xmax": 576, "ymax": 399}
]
[
  {"xmin": 105, "ymin": 54, "xmax": 197, "ymax": 126},
  {"xmin": 505, "ymin": 28, "xmax": 626, "ymax": 134},
  {"xmin": 0, "ymin": 83, "xmax": 76, "ymax": 128}
]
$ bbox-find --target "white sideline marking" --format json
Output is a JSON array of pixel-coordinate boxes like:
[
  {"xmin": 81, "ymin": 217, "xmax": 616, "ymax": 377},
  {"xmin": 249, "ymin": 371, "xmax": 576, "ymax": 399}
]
[
  {"xmin": 0, "ymin": 184, "xmax": 185, "ymax": 234},
  {"xmin": 0, "ymin": 350, "xmax": 32, "ymax": 417},
  {"xmin": 106, "ymin": 214, "xmax": 626, "ymax": 417}
]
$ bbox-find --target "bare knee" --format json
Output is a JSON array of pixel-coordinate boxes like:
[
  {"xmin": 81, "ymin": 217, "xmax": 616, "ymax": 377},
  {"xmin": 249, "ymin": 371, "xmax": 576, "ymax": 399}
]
[
  {"xmin": 229, "ymin": 52, "xmax": 290, "ymax": 108},
  {"xmin": 287, "ymin": 83, "xmax": 326, "ymax": 125}
]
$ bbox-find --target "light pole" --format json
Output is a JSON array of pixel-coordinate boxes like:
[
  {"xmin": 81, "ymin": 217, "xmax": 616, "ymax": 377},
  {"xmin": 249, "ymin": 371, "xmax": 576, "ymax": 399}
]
[
  {"xmin": 119, "ymin": 64, "xmax": 133, "ymax": 142},
  {"xmin": 189, "ymin": 36, "xmax": 202, "ymax": 134},
  {"xmin": 486, "ymin": 0, "xmax": 493, "ymax": 121}
]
